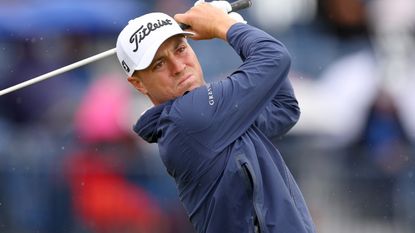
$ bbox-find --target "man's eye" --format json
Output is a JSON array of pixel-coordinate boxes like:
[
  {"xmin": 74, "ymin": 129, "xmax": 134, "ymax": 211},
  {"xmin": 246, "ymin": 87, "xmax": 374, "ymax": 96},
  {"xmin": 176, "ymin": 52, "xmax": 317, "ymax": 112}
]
[
  {"xmin": 153, "ymin": 61, "xmax": 165, "ymax": 70},
  {"xmin": 177, "ymin": 45, "xmax": 186, "ymax": 53}
]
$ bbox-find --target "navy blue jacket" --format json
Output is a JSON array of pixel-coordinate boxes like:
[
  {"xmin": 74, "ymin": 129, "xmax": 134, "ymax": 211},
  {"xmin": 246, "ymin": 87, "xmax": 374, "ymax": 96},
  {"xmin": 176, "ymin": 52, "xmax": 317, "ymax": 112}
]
[{"xmin": 134, "ymin": 23, "xmax": 316, "ymax": 233}]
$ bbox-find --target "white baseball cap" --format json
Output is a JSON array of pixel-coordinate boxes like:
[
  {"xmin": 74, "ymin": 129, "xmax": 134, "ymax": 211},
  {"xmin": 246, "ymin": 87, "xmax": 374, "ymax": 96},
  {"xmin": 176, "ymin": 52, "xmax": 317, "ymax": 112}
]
[{"xmin": 116, "ymin": 12, "xmax": 194, "ymax": 76}]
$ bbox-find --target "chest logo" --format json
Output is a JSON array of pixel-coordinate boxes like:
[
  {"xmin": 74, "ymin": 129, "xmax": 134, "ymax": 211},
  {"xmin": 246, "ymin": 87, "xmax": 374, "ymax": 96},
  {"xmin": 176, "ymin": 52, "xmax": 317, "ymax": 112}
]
[{"xmin": 206, "ymin": 84, "xmax": 215, "ymax": 106}]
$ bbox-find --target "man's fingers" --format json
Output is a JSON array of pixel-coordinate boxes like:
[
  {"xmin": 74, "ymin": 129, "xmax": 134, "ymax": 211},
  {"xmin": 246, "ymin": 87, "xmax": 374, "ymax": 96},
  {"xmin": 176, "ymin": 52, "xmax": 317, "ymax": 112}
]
[
  {"xmin": 174, "ymin": 13, "xmax": 186, "ymax": 25},
  {"xmin": 174, "ymin": 3, "xmax": 235, "ymax": 41}
]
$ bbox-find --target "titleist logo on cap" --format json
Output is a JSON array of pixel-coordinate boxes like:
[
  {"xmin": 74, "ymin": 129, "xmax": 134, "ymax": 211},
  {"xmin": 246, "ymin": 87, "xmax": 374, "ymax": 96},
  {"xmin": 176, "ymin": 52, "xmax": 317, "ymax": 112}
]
[{"xmin": 129, "ymin": 19, "xmax": 173, "ymax": 52}]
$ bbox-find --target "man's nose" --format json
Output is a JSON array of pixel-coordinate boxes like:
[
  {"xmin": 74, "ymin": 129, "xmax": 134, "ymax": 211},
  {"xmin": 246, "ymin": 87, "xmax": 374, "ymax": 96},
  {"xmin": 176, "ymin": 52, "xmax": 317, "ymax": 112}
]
[{"xmin": 170, "ymin": 58, "xmax": 186, "ymax": 76}]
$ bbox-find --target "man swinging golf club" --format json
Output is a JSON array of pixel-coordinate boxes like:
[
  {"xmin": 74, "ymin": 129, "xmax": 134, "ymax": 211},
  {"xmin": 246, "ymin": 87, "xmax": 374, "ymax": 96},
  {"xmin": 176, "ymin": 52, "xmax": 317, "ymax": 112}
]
[{"xmin": 115, "ymin": 2, "xmax": 317, "ymax": 233}]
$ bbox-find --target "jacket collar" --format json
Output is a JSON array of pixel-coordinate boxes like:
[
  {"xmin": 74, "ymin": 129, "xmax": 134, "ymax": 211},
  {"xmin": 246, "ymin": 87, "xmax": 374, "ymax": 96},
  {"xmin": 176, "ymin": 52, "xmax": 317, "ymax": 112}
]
[{"xmin": 133, "ymin": 101, "xmax": 170, "ymax": 143}]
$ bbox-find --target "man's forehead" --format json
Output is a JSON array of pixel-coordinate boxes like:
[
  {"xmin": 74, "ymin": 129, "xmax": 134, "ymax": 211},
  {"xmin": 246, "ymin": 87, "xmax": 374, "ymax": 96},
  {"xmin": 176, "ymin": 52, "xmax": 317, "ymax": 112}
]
[{"xmin": 155, "ymin": 35, "xmax": 187, "ymax": 54}]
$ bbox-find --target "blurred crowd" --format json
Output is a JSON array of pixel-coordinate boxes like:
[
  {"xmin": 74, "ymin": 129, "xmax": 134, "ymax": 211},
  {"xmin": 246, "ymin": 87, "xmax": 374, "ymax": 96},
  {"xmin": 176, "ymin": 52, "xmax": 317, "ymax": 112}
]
[{"xmin": 0, "ymin": 0, "xmax": 414, "ymax": 233}]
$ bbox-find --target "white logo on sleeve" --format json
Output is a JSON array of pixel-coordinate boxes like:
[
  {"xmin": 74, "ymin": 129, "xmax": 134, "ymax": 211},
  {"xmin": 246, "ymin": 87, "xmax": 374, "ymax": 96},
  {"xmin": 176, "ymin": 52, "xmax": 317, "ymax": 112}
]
[{"xmin": 206, "ymin": 83, "xmax": 215, "ymax": 106}]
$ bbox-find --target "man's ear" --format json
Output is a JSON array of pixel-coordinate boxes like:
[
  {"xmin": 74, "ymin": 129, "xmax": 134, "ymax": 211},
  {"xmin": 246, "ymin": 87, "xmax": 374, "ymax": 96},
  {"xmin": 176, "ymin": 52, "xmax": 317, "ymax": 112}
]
[{"xmin": 127, "ymin": 76, "xmax": 147, "ymax": 94}]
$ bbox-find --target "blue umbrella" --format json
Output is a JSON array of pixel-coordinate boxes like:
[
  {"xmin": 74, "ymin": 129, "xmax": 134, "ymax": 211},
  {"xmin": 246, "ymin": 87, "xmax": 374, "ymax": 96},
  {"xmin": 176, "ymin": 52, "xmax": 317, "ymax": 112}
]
[{"xmin": 0, "ymin": 0, "xmax": 151, "ymax": 38}]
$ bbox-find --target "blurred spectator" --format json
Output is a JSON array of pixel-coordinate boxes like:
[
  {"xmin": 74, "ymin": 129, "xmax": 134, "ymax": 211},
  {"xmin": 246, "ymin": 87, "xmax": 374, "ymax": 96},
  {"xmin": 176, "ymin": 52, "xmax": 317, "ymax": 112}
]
[
  {"xmin": 367, "ymin": 0, "xmax": 415, "ymax": 141},
  {"xmin": 64, "ymin": 76, "xmax": 167, "ymax": 233},
  {"xmin": 347, "ymin": 88, "xmax": 412, "ymax": 219},
  {"xmin": 291, "ymin": 0, "xmax": 415, "ymax": 144},
  {"xmin": 66, "ymin": 150, "xmax": 166, "ymax": 233},
  {"xmin": 290, "ymin": 0, "xmax": 374, "ymax": 141},
  {"xmin": 288, "ymin": 0, "xmax": 415, "ymax": 232},
  {"xmin": 318, "ymin": 0, "xmax": 368, "ymax": 39}
]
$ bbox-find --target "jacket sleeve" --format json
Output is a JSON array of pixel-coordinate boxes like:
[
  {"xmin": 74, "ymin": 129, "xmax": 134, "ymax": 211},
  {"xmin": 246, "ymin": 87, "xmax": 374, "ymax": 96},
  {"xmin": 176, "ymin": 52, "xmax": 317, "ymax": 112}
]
[
  {"xmin": 254, "ymin": 78, "xmax": 300, "ymax": 139},
  {"xmin": 171, "ymin": 23, "xmax": 294, "ymax": 152}
]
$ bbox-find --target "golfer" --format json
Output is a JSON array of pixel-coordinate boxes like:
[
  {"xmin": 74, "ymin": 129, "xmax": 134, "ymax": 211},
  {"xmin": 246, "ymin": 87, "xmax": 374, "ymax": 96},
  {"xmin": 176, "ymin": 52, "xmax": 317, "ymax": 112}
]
[{"xmin": 116, "ymin": 2, "xmax": 316, "ymax": 233}]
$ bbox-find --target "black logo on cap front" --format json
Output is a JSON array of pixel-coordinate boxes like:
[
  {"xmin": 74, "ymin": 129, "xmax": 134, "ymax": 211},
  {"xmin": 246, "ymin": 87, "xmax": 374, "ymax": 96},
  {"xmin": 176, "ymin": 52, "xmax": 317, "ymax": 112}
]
[{"xmin": 130, "ymin": 19, "xmax": 173, "ymax": 52}]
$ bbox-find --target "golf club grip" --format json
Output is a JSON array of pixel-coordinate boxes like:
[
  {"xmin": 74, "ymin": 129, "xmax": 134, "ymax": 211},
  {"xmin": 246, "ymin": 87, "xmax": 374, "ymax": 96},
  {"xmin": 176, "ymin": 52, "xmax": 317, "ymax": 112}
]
[
  {"xmin": 230, "ymin": 0, "xmax": 252, "ymax": 12},
  {"xmin": 179, "ymin": 0, "xmax": 252, "ymax": 30}
]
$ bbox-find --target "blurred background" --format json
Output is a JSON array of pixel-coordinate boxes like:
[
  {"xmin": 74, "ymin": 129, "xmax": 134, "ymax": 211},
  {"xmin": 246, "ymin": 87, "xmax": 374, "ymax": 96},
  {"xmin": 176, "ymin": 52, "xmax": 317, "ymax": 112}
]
[{"xmin": 0, "ymin": 0, "xmax": 414, "ymax": 232}]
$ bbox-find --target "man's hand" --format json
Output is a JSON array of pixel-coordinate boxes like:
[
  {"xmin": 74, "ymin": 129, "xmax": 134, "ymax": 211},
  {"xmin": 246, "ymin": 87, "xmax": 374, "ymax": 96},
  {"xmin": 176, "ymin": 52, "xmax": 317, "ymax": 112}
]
[{"xmin": 174, "ymin": 3, "xmax": 238, "ymax": 41}]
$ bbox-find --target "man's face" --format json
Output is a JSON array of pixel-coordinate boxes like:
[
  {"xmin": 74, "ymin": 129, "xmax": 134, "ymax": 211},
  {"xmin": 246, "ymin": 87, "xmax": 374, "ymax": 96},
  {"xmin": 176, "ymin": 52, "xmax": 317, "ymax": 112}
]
[{"xmin": 128, "ymin": 35, "xmax": 204, "ymax": 105}]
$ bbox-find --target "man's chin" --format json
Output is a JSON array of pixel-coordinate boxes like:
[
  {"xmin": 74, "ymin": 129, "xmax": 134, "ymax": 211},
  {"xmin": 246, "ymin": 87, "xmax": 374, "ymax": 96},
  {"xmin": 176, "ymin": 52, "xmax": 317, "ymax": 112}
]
[{"xmin": 187, "ymin": 82, "xmax": 203, "ymax": 93}]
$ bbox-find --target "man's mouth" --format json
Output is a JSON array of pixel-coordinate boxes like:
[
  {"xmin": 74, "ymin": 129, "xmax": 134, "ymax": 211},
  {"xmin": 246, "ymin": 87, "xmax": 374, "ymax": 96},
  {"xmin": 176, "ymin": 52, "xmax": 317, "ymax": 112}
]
[{"xmin": 178, "ymin": 74, "xmax": 192, "ymax": 86}]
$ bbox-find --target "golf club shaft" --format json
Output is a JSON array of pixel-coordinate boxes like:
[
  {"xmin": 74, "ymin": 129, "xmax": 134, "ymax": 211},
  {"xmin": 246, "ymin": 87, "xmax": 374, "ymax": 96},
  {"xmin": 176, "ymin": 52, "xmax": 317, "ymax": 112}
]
[{"xmin": 0, "ymin": 48, "xmax": 116, "ymax": 96}]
